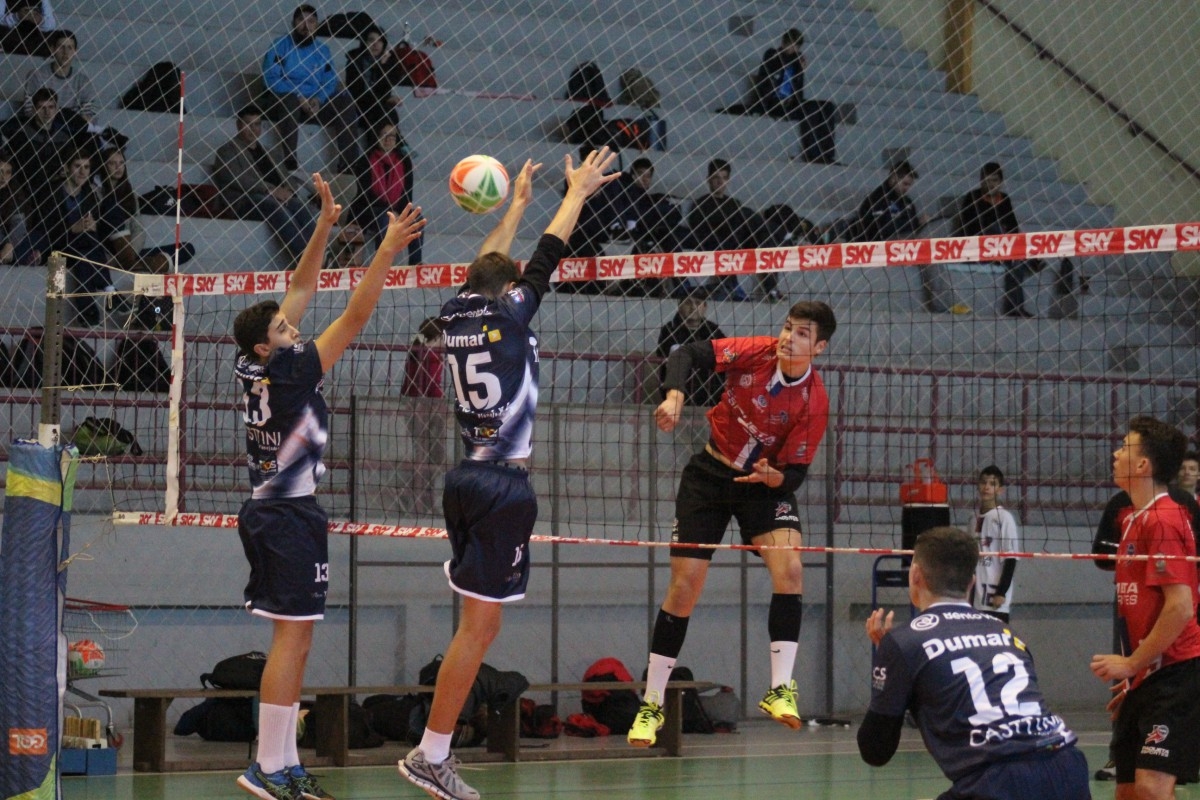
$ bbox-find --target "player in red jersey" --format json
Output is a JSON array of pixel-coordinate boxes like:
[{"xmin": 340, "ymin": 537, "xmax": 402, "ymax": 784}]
[
  {"xmin": 628, "ymin": 300, "xmax": 835, "ymax": 747},
  {"xmin": 1091, "ymin": 416, "xmax": 1200, "ymax": 799}
]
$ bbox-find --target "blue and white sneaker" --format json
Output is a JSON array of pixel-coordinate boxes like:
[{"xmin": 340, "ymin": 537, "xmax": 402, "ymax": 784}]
[{"xmin": 237, "ymin": 762, "xmax": 299, "ymax": 800}]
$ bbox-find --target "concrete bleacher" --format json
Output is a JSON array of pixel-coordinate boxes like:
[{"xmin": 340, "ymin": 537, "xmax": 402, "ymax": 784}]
[{"xmin": 3, "ymin": 0, "xmax": 1191, "ymax": 514}]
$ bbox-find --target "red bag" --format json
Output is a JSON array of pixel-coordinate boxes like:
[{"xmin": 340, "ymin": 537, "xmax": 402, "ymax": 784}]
[{"xmin": 392, "ymin": 43, "xmax": 437, "ymax": 88}]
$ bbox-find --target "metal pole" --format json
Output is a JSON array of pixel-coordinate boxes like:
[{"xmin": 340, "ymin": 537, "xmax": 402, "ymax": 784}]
[
  {"xmin": 823, "ymin": 409, "xmax": 836, "ymax": 716},
  {"xmin": 348, "ymin": 393, "xmax": 358, "ymax": 686},
  {"xmin": 39, "ymin": 254, "xmax": 66, "ymax": 447},
  {"xmin": 550, "ymin": 405, "xmax": 562, "ymax": 687}
]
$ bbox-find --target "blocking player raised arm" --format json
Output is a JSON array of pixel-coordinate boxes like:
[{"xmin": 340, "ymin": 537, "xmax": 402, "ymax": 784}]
[
  {"xmin": 475, "ymin": 159, "xmax": 540, "ymax": 260},
  {"xmin": 278, "ymin": 173, "xmax": 340, "ymax": 328},
  {"xmin": 313, "ymin": 204, "xmax": 425, "ymax": 372}
]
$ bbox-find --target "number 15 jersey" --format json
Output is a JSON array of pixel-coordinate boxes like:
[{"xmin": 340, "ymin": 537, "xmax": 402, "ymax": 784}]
[{"xmin": 438, "ymin": 234, "xmax": 562, "ymax": 461}]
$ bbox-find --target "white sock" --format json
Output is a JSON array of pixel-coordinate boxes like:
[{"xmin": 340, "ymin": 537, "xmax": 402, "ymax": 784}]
[
  {"xmin": 255, "ymin": 703, "xmax": 293, "ymax": 773},
  {"xmin": 283, "ymin": 702, "xmax": 300, "ymax": 767},
  {"xmin": 419, "ymin": 728, "xmax": 453, "ymax": 765},
  {"xmin": 644, "ymin": 653, "xmax": 676, "ymax": 705},
  {"xmin": 770, "ymin": 641, "xmax": 799, "ymax": 688}
]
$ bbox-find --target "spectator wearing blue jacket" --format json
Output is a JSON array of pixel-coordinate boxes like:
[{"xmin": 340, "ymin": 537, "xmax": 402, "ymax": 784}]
[{"xmin": 261, "ymin": 5, "xmax": 357, "ymax": 173}]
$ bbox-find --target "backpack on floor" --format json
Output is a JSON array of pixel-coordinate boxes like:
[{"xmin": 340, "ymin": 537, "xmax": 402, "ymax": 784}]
[
  {"xmin": 582, "ymin": 657, "xmax": 640, "ymax": 734},
  {"xmin": 641, "ymin": 665, "xmax": 714, "ymax": 734}
]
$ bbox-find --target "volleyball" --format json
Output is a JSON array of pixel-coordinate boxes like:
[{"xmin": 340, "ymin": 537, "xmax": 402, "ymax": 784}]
[
  {"xmin": 449, "ymin": 155, "xmax": 510, "ymax": 214},
  {"xmin": 68, "ymin": 639, "xmax": 105, "ymax": 676}
]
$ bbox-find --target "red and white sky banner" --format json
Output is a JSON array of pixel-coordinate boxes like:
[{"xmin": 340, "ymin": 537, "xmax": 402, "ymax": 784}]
[{"xmin": 131, "ymin": 222, "xmax": 1200, "ymax": 297}]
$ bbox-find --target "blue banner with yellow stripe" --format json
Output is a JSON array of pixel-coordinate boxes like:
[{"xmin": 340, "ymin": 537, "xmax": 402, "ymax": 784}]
[{"xmin": 1, "ymin": 441, "xmax": 76, "ymax": 800}]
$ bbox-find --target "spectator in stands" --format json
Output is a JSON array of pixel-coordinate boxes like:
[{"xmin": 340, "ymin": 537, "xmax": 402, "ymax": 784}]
[
  {"xmin": 6, "ymin": 88, "xmax": 80, "ymax": 232},
  {"xmin": 401, "ymin": 316, "xmax": 447, "ymax": 515},
  {"xmin": 0, "ymin": 0, "xmax": 54, "ymax": 56},
  {"xmin": 0, "ymin": 0, "xmax": 53, "ymax": 27},
  {"xmin": 352, "ymin": 120, "xmax": 420, "ymax": 265},
  {"xmin": 35, "ymin": 149, "xmax": 112, "ymax": 324},
  {"xmin": 0, "ymin": 155, "xmax": 35, "ymax": 265},
  {"xmin": 325, "ymin": 222, "xmax": 365, "ymax": 269},
  {"xmin": 260, "ymin": 4, "xmax": 358, "ymax": 172},
  {"xmin": 656, "ymin": 293, "xmax": 726, "ymax": 408},
  {"xmin": 751, "ymin": 204, "xmax": 812, "ymax": 302},
  {"xmin": 748, "ymin": 28, "xmax": 837, "ymax": 164},
  {"xmin": 211, "ymin": 104, "xmax": 316, "ymax": 262},
  {"xmin": 849, "ymin": 160, "xmax": 928, "ymax": 243},
  {"xmin": 1176, "ymin": 451, "xmax": 1200, "ymax": 502},
  {"xmin": 93, "ymin": 146, "xmax": 194, "ymax": 274},
  {"xmin": 952, "ymin": 162, "xmax": 1035, "ymax": 317},
  {"xmin": 21, "ymin": 30, "xmax": 96, "ymax": 126},
  {"xmin": 613, "ymin": 157, "xmax": 689, "ymax": 296},
  {"xmin": 687, "ymin": 158, "xmax": 754, "ymax": 301},
  {"xmin": 345, "ymin": 26, "xmax": 402, "ymax": 133}
]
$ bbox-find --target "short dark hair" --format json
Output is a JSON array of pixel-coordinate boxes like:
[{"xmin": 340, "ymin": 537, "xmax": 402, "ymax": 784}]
[
  {"xmin": 782, "ymin": 28, "xmax": 804, "ymax": 47},
  {"xmin": 49, "ymin": 29, "xmax": 76, "ymax": 49},
  {"xmin": 1183, "ymin": 451, "xmax": 1200, "ymax": 465},
  {"xmin": 980, "ymin": 161, "xmax": 1004, "ymax": 181},
  {"xmin": 786, "ymin": 300, "xmax": 836, "ymax": 344},
  {"xmin": 630, "ymin": 157, "xmax": 654, "ymax": 176},
  {"xmin": 707, "ymin": 158, "xmax": 731, "ymax": 178},
  {"xmin": 1129, "ymin": 416, "xmax": 1188, "ymax": 485},
  {"xmin": 979, "ymin": 465, "xmax": 1005, "ymax": 485},
  {"xmin": 293, "ymin": 4, "xmax": 318, "ymax": 23},
  {"xmin": 233, "ymin": 301, "xmax": 280, "ymax": 359},
  {"xmin": 914, "ymin": 527, "xmax": 979, "ymax": 597},
  {"xmin": 236, "ymin": 104, "xmax": 264, "ymax": 123},
  {"xmin": 467, "ymin": 252, "xmax": 520, "ymax": 299},
  {"xmin": 31, "ymin": 87, "xmax": 57, "ymax": 107},
  {"xmin": 889, "ymin": 159, "xmax": 919, "ymax": 180}
]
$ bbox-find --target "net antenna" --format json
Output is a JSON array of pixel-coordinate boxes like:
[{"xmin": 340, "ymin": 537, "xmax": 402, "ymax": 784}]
[{"xmin": 163, "ymin": 71, "xmax": 188, "ymax": 522}]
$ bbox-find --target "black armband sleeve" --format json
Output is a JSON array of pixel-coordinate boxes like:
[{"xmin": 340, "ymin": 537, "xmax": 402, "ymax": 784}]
[
  {"xmin": 661, "ymin": 340, "xmax": 716, "ymax": 398},
  {"xmin": 776, "ymin": 463, "xmax": 809, "ymax": 495},
  {"xmin": 516, "ymin": 233, "xmax": 565, "ymax": 303},
  {"xmin": 857, "ymin": 709, "xmax": 903, "ymax": 766},
  {"xmin": 994, "ymin": 558, "xmax": 1017, "ymax": 596},
  {"xmin": 1092, "ymin": 493, "xmax": 1127, "ymax": 572}
]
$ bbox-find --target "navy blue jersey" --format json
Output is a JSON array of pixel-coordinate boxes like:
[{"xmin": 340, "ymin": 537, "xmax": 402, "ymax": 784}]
[
  {"xmin": 235, "ymin": 342, "xmax": 328, "ymax": 499},
  {"xmin": 439, "ymin": 234, "xmax": 562, "ymax": 461},
  {"xmin": 869, "ymin": 602, "xmax": 1075, "ymax": 781}
]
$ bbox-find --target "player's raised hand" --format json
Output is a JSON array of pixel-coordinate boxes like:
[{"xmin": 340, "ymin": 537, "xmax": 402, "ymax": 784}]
[
  {"xmin": 511, "ymin": 159, "xmax": 541, "ymax": 207},
  {"xmin": 564, "ymin": 146, "xmax": 621, "ymax": 199},
  {"xmin": 733, "ymin": 458, "xmax": 783, "ymax": 488},
  {"xmin": 312, "ymin": 173, "xmax": 343, "ymax": 226},
  {"xmin": 865, "ymin": 607, "xmax": 894, "ymax": 646},
  {"xmin": 379, "ymin": 204, "xmax": 426, "ymax": 256},
  {"xmin": 654, "ymin": 390, "xmax": 684, "ymax": 433}
]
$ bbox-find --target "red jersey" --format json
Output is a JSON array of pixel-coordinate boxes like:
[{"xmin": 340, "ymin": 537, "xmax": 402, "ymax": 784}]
[
  {"xmin": 1115, "ymin": 493, "xmax": 1200, "ymax": 688},
  {"xmin": 705, "ymin": 336, "xmax": 828, "ymax": 470}
]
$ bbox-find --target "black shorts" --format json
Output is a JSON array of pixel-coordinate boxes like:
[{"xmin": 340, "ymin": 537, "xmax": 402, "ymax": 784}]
[
  {"xmin": 942, "ymin": 745, "xmax": 1090, "ymax": 800},
  {"xmin": 671, "ymin": 450, "xmax": 802, "ymax": 561},
  {"xmin": 443, "ymin": 460, "xmax": 537, "ymax": 602},
  {"xmin": 1112, "ymin": 658, "xmax": 1200, "ymax": 783},
  {"xmin": 238, "ymin": 495, "xmax": 329, "ymax": 620}
]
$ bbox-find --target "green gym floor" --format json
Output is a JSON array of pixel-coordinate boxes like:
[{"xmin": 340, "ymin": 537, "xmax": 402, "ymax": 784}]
[{"xmin": 59, "ymin": 716, "xmax": 1144, "ymax": 800}]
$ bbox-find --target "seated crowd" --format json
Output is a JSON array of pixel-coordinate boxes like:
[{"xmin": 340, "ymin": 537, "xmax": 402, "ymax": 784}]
[{"xmin": 0, "ymin": 2, "xmax": 1058, "ymax": 319}]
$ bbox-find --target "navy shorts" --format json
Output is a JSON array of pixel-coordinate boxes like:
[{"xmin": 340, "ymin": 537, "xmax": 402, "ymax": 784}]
[
  {"xmin": 671, "ymin": 450, "xmax": 802, "ymax": 560},
  {"xmin": 942, "ymin": 745, "xmax": 1091, "ymax": 800},
  {"xmin": 238, "ymin": 496, "xmax": 329, "ymax": 620},
  {"xmin": 443, "ymin": 460, "xmax": 537, "ymax": 602},
  {"xmin": 1112, "ymin": 658, "xmax": 1200, "ymax": 783}
]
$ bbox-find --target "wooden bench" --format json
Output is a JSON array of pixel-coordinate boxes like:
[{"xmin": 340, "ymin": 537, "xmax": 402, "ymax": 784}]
[{"xmin": 100, "ymin": 679, "xmax": 714, "ymax": 772}]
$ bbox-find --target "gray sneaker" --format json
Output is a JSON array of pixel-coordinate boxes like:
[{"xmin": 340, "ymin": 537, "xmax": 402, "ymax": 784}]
[{"xmin": 398, "ymin": 748, "xmax": 480, "ymax": 800}]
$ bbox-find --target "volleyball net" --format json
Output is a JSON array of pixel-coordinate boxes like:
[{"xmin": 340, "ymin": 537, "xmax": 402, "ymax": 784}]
[{"xmin": 1, "ymin": 0, "xmax": 1198, "ymax": 715}]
